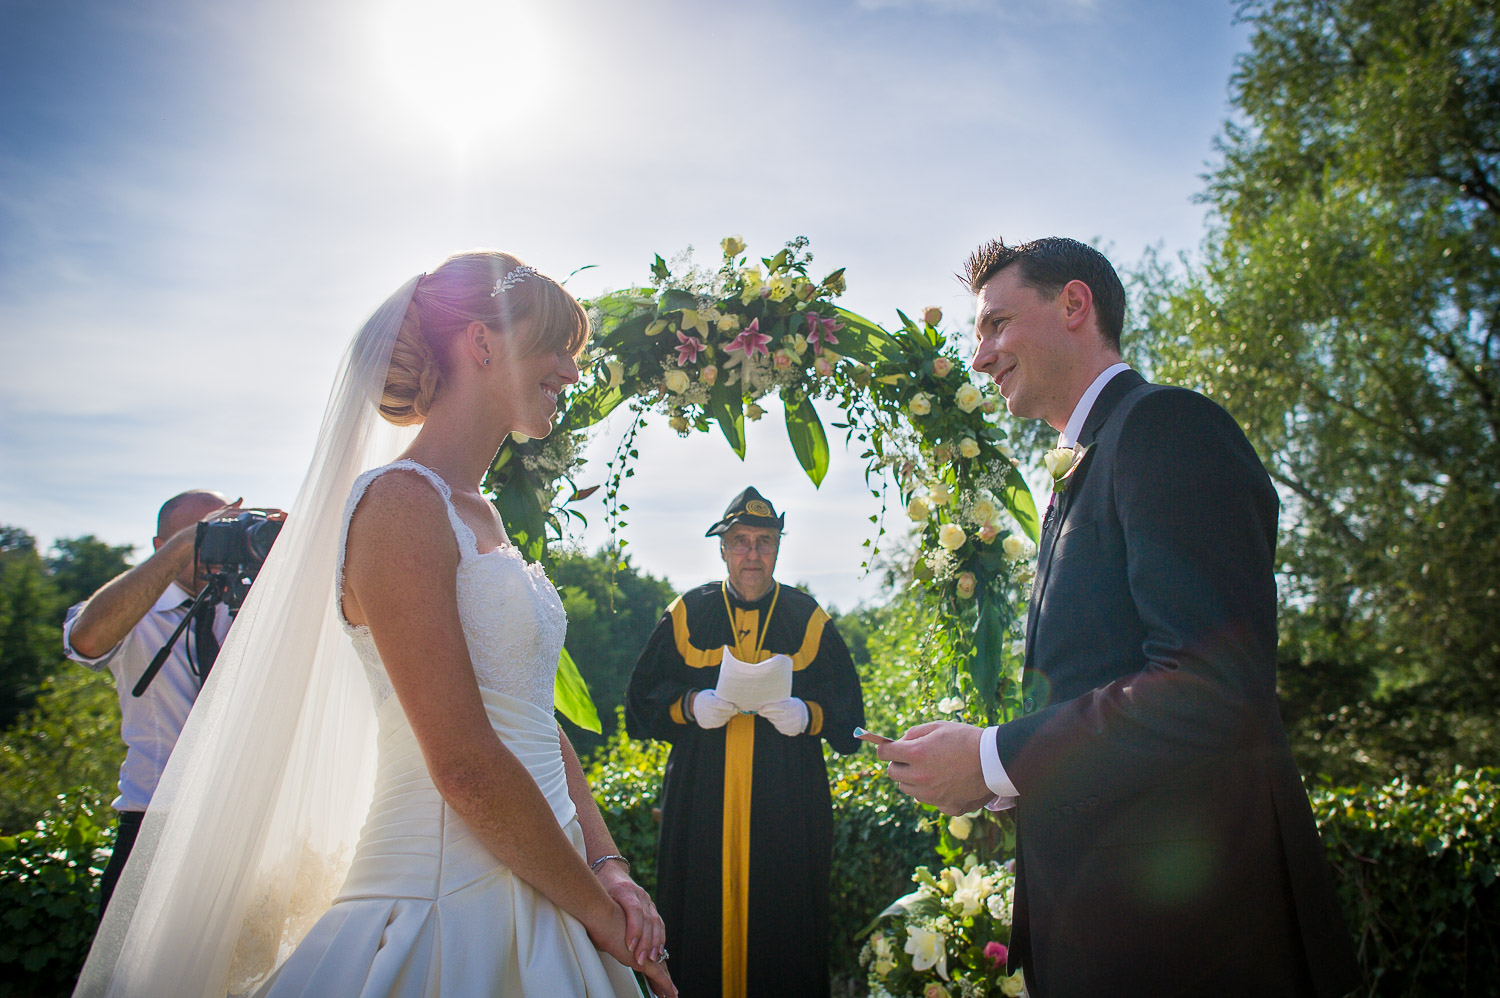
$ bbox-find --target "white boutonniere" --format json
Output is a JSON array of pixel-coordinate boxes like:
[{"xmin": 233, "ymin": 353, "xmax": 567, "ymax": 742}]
[{"xmin": 1043, "ymin": 444, "xmax": 1090, "ymax": 493}]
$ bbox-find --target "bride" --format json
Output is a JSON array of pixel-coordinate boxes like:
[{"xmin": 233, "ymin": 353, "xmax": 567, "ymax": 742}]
[{"xmin": 76, "ymin": 252, "xmax": 677, "ymax": 998}]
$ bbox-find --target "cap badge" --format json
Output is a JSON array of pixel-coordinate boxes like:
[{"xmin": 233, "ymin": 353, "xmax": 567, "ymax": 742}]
[{"xmin": 746, "ymin": 500, "xmax": 773, "ymax": 516}]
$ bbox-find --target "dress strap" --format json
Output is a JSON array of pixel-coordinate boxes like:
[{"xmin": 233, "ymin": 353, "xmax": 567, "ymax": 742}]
[{"xmin": 337, "ymin": 462, "xmax": 482, "ymax": 623}]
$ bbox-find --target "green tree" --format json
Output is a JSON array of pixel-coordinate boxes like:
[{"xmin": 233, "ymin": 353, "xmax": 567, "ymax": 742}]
[
  {"xmin": 0, "ymin": 528, "xmax": 63, "ymax": 730},
  {"xmin": 0, "ymin": 664, "xmax": 121, "ymax": 832},
  {"xmin": 1133, "ymin": 0, "xmax": 1500, "ymax": 782},
  {"xmin": 46, "ymin": 535, "xmax": 132, "ymax": 611},
  {"xmin": 551, "ymin": 549, "xmax": 677, "ymax": 756}
]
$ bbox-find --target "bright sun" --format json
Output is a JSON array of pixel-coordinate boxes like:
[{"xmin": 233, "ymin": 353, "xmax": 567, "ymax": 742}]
[{"xmin": 375, "ymin": 0, "xmax": 555, "ymax": 152}]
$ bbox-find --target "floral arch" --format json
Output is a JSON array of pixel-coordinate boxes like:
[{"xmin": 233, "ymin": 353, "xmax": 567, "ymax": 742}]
[{"xmin": 483, "ymin": 237, "xmax": 1042, "ymax": 730}]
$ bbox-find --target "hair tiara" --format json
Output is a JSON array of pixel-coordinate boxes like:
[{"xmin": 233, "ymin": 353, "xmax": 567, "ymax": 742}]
[{"xmin": 491, "ymin": 266, "xmax": 538, "ymax": 297}]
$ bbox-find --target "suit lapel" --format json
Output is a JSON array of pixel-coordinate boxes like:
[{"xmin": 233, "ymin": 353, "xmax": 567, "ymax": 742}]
[{"xmin": 1022, "ymin": 370, "xmax": 1147, "ymax": 672}]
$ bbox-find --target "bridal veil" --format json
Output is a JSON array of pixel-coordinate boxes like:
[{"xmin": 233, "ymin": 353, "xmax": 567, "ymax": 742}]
[{"xmin": 75, "ymin": 277, "xmax": 422, "ymax": 997}]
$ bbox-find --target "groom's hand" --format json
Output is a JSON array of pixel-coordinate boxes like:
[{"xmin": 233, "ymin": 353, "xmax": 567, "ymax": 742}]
[{"xmin": 878, "ymin": 721, "xmax": 995, "ymax": 815}]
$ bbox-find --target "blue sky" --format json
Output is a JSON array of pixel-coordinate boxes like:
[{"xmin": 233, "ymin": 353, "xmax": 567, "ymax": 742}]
[{"xmin": 1, "ymin": 0, "xmax": 1248, "ymax": 610}]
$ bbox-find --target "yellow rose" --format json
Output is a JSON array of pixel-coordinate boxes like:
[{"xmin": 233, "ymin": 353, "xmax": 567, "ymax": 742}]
[
  {"xmin": 928, "ymin": 482, "xmax": 952, "ymax": 506},
  {"xmin": 907, "ymin": 496, "xmax": 931, "ymax": 522},
  {"xmin": 746, "ymin": 402, "xmax": 765, "ymax": 421},
  {"xmin": 948, "ymin": 813, "xmax": 973, "ymax": 838},
  {"xmin": 955, "ymin": 572, "xmax": 977, "ymax": 599},
  {"xmin": 955, "ymin": 383, "xmax": 983, "ymax": 413},
  {"xmin": 1003, "ymin": 533, "xmax": 1030, "ymax": 560},
  {"xmin": 721, "ymin": 234, "xmax": 746, "ymax": 258},
  {"xmin": 664, "ymin": 370, "xmax": 690, "ymax": 394},
  {"xmin": 938, "ymin": 523, "xmax": 967, "ymax": 550},
  {"xmin": 909, "ymin": 392, "xmax": 932, "ymax": 416},
  {"xmin": 958, "ymin": 437, "xmax": 980, "ymax": 459}
]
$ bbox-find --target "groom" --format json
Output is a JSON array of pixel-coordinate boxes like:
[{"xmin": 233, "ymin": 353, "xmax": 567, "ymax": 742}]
[{"xmin": 879, "ymin": 237, "xmax": 1360, "ymax": 997}]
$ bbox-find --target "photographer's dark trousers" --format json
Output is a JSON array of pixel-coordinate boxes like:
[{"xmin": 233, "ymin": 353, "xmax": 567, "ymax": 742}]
[{"xmin": 97, "ymin": 809, "xmax": 143, "ymax": 923}]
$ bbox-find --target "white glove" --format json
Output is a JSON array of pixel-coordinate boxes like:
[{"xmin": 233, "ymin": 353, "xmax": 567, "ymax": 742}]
[
  {"xmin": 692, "ymin": 689, "xmax": 738, "ymax": 729},
  {"xmin": 757, "ymin": 697, "xmax": 809, "ymax": 737}
]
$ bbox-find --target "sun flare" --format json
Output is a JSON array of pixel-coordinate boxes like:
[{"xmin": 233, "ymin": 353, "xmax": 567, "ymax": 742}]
[{"xmin": 375, "ymin": 0, "xmax": 554, "ymax": 152}]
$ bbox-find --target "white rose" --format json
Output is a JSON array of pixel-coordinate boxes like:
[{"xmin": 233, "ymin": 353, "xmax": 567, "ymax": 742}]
[
  {"xmin": 970, "ymin": 495, "xmax": 999, "ymax": 527},
  {"xmin": 1003, "ymin": 533, "xmax": 1030, "ymax": 560},
  {"xmin": 954, "ymin": 383, "xmax": 983, "ymax": 413},
  {"xmin": 664, "ymin": 369, "xmax": 691, "ymax": 394},
  {"xmin": 907, "ymin": 496, "xmax": 931, "ymax": 522},
  {"xmin": 958, "ymin": 437, "xmax": 980, "ymax": 458},
  {"xmin": 938, "ymin": 523, "xmax": 967, "ymax": 550},
  {"xmin": 1043, "ymin": 446, "xmax": 1077, "ymax": 480},
  {"xmin": 909, "ymin": 392, "xmax": 932, "ymax": 416},
  {"xmin": 928, "ymin": 482, "xmax": 952, "ymax": 507},
  {"xmin": 987, "ymin": 892, "xmax": 1008, "ymax": 920}
]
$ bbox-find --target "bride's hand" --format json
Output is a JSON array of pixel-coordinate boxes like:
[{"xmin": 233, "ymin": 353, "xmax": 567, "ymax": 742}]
[
  {"xmin": 596, "ymin": 863, "xmax": 667, "ymax": 965},
  {"xmin": 586, "ymin": 900, "xmax": 677, "ymax": 997}
]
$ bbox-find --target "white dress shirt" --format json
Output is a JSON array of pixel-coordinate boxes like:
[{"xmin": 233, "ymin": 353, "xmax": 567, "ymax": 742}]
[
  {"xmin": 64, "ymin": 584, "xmax": 231, "ymax": 812},
  {"xmin": 979, "ymin": 363, "xmax": 1133, "ymax": 807}
]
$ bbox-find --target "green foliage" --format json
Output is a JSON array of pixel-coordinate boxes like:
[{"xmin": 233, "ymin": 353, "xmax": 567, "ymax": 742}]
[
  {"xmin": 0, "ymin": 529, "xmax": 64, "ymax": 730},
  {"xmin": 44, "ymin": 536, "xmax": 131, "ymax": 611},
  {"xmin": 551, "ymin": 550, "xmax": 677, "ymax": 756},
  {"xmin": 0, "ymin": 796, "xmax": 111, "ymax": 998},
  {"xmin": 1311, "ymin": 770, "xmax": 1500, "ymax": 997},
  {"xmin": 0, "ymin": 664, "xmax": 123, "ymax": 833},
  {"xmin": 1131, "ymin": 0, "xmax": 1500, "ymax": 782}
]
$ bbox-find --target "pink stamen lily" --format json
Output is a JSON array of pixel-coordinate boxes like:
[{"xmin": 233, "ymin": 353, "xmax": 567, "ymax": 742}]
[
  {"xmin": 805, "ymin": 313, "xmax": 842, "ymax": 354},
  {"xmin": 675, "ymin": 331, "xmax": 706, "ymax": 366},
  {"xmin": 724, "ymin": 319, "xmax": 771, "ymax": 366}
]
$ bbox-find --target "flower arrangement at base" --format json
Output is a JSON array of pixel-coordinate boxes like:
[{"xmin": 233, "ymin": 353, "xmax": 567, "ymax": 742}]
[{"xmin": 859, "ymin": 856, "xmax": 1024, "ymax": 997}]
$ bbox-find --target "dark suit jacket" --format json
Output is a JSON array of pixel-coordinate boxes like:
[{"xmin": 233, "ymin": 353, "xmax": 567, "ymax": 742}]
[{"xmin": 993, "ymin": 371, "xmax": 1359, "ymax": 997}]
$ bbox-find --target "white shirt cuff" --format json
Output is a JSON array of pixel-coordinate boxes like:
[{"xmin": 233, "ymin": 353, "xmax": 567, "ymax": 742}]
[{"xmin": 980, "ymin": 725, "xmax": 1019, "ymax": 801}]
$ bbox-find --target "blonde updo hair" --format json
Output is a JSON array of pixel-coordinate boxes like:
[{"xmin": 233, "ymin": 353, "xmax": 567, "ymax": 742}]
[{"xmin": 379, "ymin": 251, "xmax": 591, "ymax": 426}]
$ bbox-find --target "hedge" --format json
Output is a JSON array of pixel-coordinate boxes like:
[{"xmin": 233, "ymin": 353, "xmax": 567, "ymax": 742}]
[{"xmin": 5, "ymin": 766, "xmax": 1495, "ymax": 997}]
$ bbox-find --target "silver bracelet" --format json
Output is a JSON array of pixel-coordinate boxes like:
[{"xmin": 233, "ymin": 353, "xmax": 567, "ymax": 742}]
[{"xmin": 590, "ymin": 853, "xmax": 629, "ymax": 873}]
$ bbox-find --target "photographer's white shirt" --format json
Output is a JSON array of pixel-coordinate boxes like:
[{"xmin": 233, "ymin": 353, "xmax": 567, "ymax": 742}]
[{"xmin": 64, "ymin": 584, "xmax": 230, "ymax": 812}]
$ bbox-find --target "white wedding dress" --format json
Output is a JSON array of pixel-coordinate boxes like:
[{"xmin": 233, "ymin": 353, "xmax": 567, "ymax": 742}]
[{"xmin": 255, "ymin": 460, "xmax": 642, "ymax": 998}]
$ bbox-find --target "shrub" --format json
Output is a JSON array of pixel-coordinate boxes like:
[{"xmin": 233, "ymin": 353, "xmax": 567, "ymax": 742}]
[
  {"xmin": 1312, "ymin": 769, "xmax": 1500, "ymax": 997},
  {"xmin": 0, "ymin": 795, "xmax": 111, "ymax": 998}
]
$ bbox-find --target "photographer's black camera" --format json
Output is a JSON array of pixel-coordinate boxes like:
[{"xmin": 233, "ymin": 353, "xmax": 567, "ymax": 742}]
[{"xmin": 196, "ymin": 510, "xmax": 283, "ymax": 611}]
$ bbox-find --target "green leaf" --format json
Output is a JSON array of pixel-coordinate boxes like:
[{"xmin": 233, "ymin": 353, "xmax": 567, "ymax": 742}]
[
  {"xmin": 554, "ymin": 646, "xmax": 602, "ymax": 733},
  {"xmin": 1001, "ymin": 463, "xmax": 1041, "ymax": 543},
  {"xmin": 560, "ymin": 383, "xmax": 627, "ymax": 431},
  {"xmin": 493, "ymin": 471, "xmax": 547, "ymax": 562},
  {"xmin": 784, "ymin": 394, "xmax": 830, "ymax": 487},
  {"xmin": 708, "ymin": 390, "xmax": 746, "ymax": 459},
  {"xmin": 659, "ymin": 289, "xmax": 698, "ymax": 314},
  {"xmin": 970, "ymin": 596, "xmax": 1004, "ymax": 711},
  {"xmin": 650, "ymin": 254, "xmax": 669, "ymax": 282},
  {"xmin": 831, "ymin": 308, "xmax": 904, "ymax": 366}
]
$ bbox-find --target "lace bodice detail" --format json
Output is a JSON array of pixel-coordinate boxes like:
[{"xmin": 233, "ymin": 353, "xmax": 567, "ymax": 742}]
[{"xmin": 336, "ymin": 460, "xmax": 565, "ymax": 714}]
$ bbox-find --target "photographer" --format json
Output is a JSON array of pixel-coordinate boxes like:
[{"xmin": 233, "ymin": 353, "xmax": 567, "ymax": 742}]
[{"xmin": 63, "ymin": 489, "xmax": 281, "ymax": 919}]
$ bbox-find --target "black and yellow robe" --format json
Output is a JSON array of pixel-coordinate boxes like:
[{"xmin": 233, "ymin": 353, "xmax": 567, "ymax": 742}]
[{"xmin": 625, "ymin": 581, "xmax": 864, "ymax": 998}]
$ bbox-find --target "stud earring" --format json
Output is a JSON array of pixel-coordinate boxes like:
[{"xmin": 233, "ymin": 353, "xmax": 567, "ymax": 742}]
[{"xmin": 483, "ymin": 357, "xmax": 490, "ymax": 366}]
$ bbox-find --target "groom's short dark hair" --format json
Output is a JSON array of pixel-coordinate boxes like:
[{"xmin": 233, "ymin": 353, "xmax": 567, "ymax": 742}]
[{"xmin": 960, "ymin": 237, "xmax": 1125, "ymax": 350}]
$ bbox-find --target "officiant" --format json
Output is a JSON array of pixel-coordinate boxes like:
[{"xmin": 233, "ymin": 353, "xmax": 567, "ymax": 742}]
[{"xmin": 625, "ymin": 487, "xmax": 865, "ymax": 998}]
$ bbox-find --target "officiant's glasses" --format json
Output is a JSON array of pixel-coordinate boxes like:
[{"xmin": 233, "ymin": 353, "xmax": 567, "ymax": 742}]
[{"xmin": 724, "ymin": 536, "xmax": 778, "ymax": 555}]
